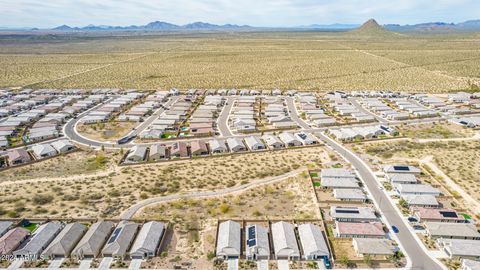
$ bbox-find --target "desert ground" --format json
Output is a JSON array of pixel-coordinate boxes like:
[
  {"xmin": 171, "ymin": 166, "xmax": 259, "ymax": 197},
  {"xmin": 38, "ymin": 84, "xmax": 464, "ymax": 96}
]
[
  {"xmin": 1, "ymin": 31, "xmax": 480, "ymax": 92},
  {"xmin": 0, "ymin": 146, "xmax": 331, "ymax": 219}
]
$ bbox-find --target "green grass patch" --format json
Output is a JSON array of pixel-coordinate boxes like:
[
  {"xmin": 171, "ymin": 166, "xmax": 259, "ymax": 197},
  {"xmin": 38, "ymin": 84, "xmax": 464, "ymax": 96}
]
[
  {"xmin": 460, "ymin": 213, "xmax": 472, "ymax": 219},
  {"xmin": 332, "ymin": 163, "xmax": 343, "ymax": 168},
  {"xmin": 313, "ymin": 181, "xmax": 321, "ymax": 187},
  {"xmin": 310, "ymin": 172, "xmax": 318, "ymax": 177},
  {"xmin": 23, "ymin": 223, "xmax": 38, "ymax": 232}
]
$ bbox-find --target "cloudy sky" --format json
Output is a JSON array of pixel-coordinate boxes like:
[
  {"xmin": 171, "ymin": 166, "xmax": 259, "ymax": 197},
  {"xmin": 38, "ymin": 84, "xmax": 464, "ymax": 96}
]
[{"xmin": 0, "ymin": 0, "xmax": 479, "ymax": 28}]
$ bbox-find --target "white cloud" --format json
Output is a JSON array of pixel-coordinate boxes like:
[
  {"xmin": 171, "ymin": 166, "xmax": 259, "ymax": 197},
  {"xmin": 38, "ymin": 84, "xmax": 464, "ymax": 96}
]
[{"xmin": 0, "ymin": 0, "xmax": 478, "ymax": 28}]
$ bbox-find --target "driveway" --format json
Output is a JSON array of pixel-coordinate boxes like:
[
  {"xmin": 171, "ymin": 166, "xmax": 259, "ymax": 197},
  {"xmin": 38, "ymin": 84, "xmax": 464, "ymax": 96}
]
[
  {"xmin": 227, "ymin": 259, "xmax": 238, "ymax": 270},
  {"xmin": 277, "ymin": 260, "xmax": 289, "ymax": 270},
  {"xmin": 128, "ymin": 259, "xmax": 143, "ymax": 270},
  {"xmin": 79, "ymin": 258, "xmax": 92, "ymax": 269},
  {"xmin": 48, "ymin": 258, "xmax": 64, "ymax": 268},
  {"xmin": 257, "ymin": 260, "xmax": 269, "ymax": 270},
  {"xmin": 7, "ymin": 259, "xmax": 24, "ymax": 270},
  {"xmin": 98, "ymin": 257, "xmax": 113, "ymax": 270}
]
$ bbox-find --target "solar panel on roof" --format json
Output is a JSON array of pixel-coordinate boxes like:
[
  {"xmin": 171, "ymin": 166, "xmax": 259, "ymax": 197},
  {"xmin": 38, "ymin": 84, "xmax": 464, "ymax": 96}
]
[
  {"xmin": 336, "ymin": 209, "xmax": 360, "ymax": 214},
  {"xmin": 393, "ymin": 166, "xmax": 410, "ymax": 171},
  {"xmin": 107, "ymin": 227, "xmax": 122, "ymax": 244},
  {"xmin": 247, "ymin": 239, "xmax": 256, "ymax": 247},
  {"xmin": 440, "ymin": 211, "xmax": 458, "ymax": 218},
  {"xmin": 248, "ymin": 226, "xmax": 256, "ymax": 240}
]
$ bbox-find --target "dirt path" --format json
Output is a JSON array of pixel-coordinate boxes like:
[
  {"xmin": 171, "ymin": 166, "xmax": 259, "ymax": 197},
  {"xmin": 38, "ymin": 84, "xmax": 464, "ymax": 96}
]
[{"xmin": 120, "ymin": 167, "xmax": 307, "ymax": 219}]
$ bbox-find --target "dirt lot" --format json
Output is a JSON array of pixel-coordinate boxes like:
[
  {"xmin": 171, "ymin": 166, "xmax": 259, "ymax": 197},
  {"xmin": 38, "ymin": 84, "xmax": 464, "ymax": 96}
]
[
  {"xmin": 398, "ymin": 122, "xmax": 474, "ymax": 139},
  {"xmin": 0, "ymin": 146, "xmax": 330, "ymax": 219},
  {"xmin": 77, "ymin": 121, "xmax": 138, "ymax": 141}
]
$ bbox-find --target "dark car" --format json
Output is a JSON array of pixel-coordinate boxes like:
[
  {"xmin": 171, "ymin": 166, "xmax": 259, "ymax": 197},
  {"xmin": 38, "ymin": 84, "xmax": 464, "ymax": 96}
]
[
  {"xmin": 391, "ymin": 225, "xmax": 399, "ymax": 233},
  {"xmin": 407, "ymin": 217, "xmax": 418, "ymax": 222}
]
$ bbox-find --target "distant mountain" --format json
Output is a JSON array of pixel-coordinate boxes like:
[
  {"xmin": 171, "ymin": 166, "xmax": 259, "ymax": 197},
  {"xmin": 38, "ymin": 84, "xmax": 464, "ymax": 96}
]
[
  {"xmin": 349, "ymin": 19, "xmax": 398, "ymax": 37},
  {"xmin": 50, "ymin": 21, "xmax": 251, "ymax": 31},
  {"xmin": 299, "ymin": 23, "xmax": 359, "ymax": 30},
  {"xmin": 385, "ymin": 20, "xmax": 480, "ymax": 32}
]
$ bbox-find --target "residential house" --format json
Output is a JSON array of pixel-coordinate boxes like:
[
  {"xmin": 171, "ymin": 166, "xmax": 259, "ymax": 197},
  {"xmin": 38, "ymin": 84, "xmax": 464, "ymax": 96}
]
[
  {"xmin": 42, "ymin": 223, "xmax": 87, "ymax": 259},
  {"xmin": 7, "ymin": 148, "xmax": 31, "ymax": 165},
  {"xmin": 31, "ymin": 144, "xmax": 57, "ymax": 159},
  {"xmin": 330, "ymin": 206, "xmax": 378, "ymax": 222},
  {"xmin": 190, "ymin": 140, "xmax": 209, "ymax": 156},
  {"xmin": 170, "ymin": 142, "xmax": 189, "ymax": 158},
  {"xmin": 216, "ymin": 220, "xmax": 241, "ymax": 259},
  {"xmin": 130, "ymin": 221, "xmax": 165, "ymax": 259},
  {"xmin": 50, "ymin": 140, "xmax": 75, "ymax": 153},
  {"xmin": 413, "ymin": 208, "xmax": 466, "ymax": 223},
  {"xmin": 352, "ymin": 238, "xmax": 397, "ymax": 258},
  {"xmin": 278, "ymin": 132, "xmax": 302, "ymax": 147},
  {"xmin": 226, "ymin": 138, "xmax": 246, "ymax": 152},
  {"xmin": 271, "ymin": 221, "xmax": 300, "ymax": 260},
  {"xmin": 149, "ymin": 145, "xmax": 167, "ymax": 161},
  {"xmin": 424, "ymin": 222, "xmax": 480, "ymax": 240},
  {"xmin": 334, "ymin": 222, "xmax": 385, "ymax": 238},
  {"xmin": 437, "ymin": 239, "xmax": 480, "ymax": 260},
  {"xmin": 208, "ymin": 139, "xmax": 228, "ymax": 154},
  {"xmin": 244, "ymin": 136, "xmax": 265, "ymax": 151},
  {"xmin": 126, "ymin": 146, "xmax": 147, "ymax": 162},
  {"xmin": 0, "ymin": 228, "xmax": 30, "ymax": 255},
  {"xmin": 13, "ymin": 221, "xmax": 63, "ymax": 258},
  {"xmin": 102, "ymin": 221, "xmax": 139, "ymax": 259},
  {"xmin": 261, "ymin": 134, "xmax": 284, "ymax": 149},
  {"xmin": 72, "ymin": 221, "xmax": 115, "ymax": 259},
  {"xmin": 297, "ymin": 224, "xmax": 330, "ymax": 261},
  {"xmin": 245, "ymin": 224, "xmax": 270, "ymax": 260},
  {"xmin": 333, "ymin": 189, "xmax": 367, "ymax": 202}
]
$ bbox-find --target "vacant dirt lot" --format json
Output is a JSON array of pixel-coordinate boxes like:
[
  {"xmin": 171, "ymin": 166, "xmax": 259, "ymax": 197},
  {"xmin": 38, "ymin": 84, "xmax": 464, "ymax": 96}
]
[
  {"xmin": 398, "ymin": 122, "xmax": 474, "ymax": 139},
  {"xmin": 77, "ymin": 121, "xmax": 138, "ymax": 141},
  {"xmin": 0, "ymin": 146, "xmax": 330, "ymax": 219}
]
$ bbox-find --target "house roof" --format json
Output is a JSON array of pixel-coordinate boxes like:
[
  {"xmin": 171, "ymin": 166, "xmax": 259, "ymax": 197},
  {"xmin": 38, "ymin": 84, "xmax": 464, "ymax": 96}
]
[
  {"xmin": 0, "ymin": 227, "xmax": 30, "ymax": 255},
  {"xmin": 414, "ymin": 208, "xmax": 465, "ymax": 222},
  {"xmin": 0, "ymin": 221, "xmax": 13, "ymax": 237},
  {"xmin": 190, "ymin": 140, "xmax": 208, "ymax": 154},
  {"xmin": 425, "ymin": 222, "xmax": 480, "ymax": 238},
  {"xmin": 130, "ymin": 221, "xmax": 164, "ymax": 257},
  {"xmin": 13, "ymin": 221, "xmax": 63, "ymax": 257},
  {"xmin": 208, "ymin": 139, "xmax": 227, "ymax": 151},
  {"xmin": 271, "ymin": 221, "xmax": 299, "ymax": 257},
  {"xmin": 245, "ymin": 224, "xmax": 270, "ymax": 258},
  {"xmin": 216, "ymin": 220, "xmax": 241, "ymax": 257},
  {"xmin": 31, "ymin": 144, "xmax": 57, "ymax": 157},
  {"xmin": 42, "ymin": 223, "xmax": 87, "ymax": 257},
  {"xmin": 226, "ymin": 137, "xmax": 245, "ymax": 151},
  {"xmin": 321, "ymin": 177, "xmax": 359, "ymax": 189},
  {"xmin": 321, "ymin": 168, "xmax": 356, "ymax": 179},
  {"xmin": 102, "ymin": 221, "xmax": 139, "ymax": 256},
  {"xmin": 244, "ymin": 136, "xmax": 264, "ymax": 149},
  {"xmin": 149, "ymin": 144, "xmax": 166, "ymax": 157},
  {"xmin": 402, "ymin": 195, "xmax": 439, "ymax": 206},
  {"xmin": 127, "ymin": 145, "xmax": 147, "ymax": 160},
  {"xmin": 336, "ymin": 222, "xmax": 385, "ymax": 237},
  {"xmin": 353, "ymin": 238, "xmax": 397, "ymax": 255},
  {"xmin": 397, "ymin": 184, "xmax": 440, "ymax": 195},
  {"xmin": 72, "ymin": 221, "xmax": 115, "ymax": 257},
  {"xmin": 50, "ymin": 140, "xmax": 74, "ymax": 152},
  {"xmin": 261, "ymin": 135, "xmax": 283, "ymax": 146},
  {"xmin": 462, "ymin": 259, "xmax": 480, "ymax": 269},
  {"xmin": 383, "ymin": 165, "xmax": 421, "ymax": 174},
  {"xmin": 331, "ymin": 206, "xmax": 377, "ymax": 220},
  {"xmin": 7, "ymin": 148, "xmax": 31, "ymax": 162},
  {"xmin": 298, "ymin": 224, "xmax": 329, "ymax": 258},
  {"xmin": 438, "ymin": 239, "xmax": 480, "ymax": 257},
  {"xmin": 387, "ymin": 173, "xmax": 418, "ymax": 183},
  {"xmin": 333, "ymin": 189, "xmax": 367, "ymax": 200}
]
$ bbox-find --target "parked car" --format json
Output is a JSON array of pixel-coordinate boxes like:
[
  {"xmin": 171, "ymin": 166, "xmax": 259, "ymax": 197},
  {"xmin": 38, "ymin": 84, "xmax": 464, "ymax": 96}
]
[
  {"xmin": 391, "ymin": 225, "xmax": 399, "ymax": 233},
  {"xmin": 407, "ymin": 217, "xmax": 418, "ymax": 222}
]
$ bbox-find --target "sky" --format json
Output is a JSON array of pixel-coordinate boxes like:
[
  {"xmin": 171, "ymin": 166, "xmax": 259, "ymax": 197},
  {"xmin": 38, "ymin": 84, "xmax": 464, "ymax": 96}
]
[{"xmin": 0, "ymin": 0, "xmax": 479, "ymax": 28}]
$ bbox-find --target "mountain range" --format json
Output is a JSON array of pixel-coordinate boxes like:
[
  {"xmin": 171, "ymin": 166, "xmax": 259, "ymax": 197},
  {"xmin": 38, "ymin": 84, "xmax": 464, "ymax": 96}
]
[{"xmin": 52, "ymin": 21, "xmax": 251, "ymax": 31}]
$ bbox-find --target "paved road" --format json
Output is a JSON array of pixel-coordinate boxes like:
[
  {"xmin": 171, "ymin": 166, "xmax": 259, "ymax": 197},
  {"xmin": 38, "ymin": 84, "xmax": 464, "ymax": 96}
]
[
  {"xmin": 120, "ymin": 167, "xmax": 305, "ymax": 219},
  {"xmin": 349, "ymin": 97, "xmax": 389, "ymax": 124},
  {"xmin": 285, "ymin": 96, "xmax": 310, "ymax": 129},
  {"xmin": 317, "ymin": 132, "xmax": 445, "ymax": 270},
  {"xmin": 217, "ymin": 96, "xmax": 236, "ymax": 137}
]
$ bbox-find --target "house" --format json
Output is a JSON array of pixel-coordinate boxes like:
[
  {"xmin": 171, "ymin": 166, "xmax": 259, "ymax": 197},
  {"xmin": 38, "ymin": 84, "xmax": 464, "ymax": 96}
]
[
  {"xmin": 130, "ymin": 221, "xmax": 165, "ymax": 259},
  {"xmin": 271, "ymin": 221, "xmax": 300, "ymax": 260},
  {"xmin": 7, "ymin": 148, "xmax": 31, "ymax": 165},
  {"xmin": 149, "ymin": 144, "xmax": 167, "ymax": 160},
  {"xmin": 330, "ymin": 206, "xmax": 377, "ymax": 222},
  {"xmin": 0, "ymin": 221, "xmax": 13, "ymax": 237},
  {"xmin": 102, "ymin": 221, "xmax": 139, "ymax": 259},
  {"xmin": 297, "ymin": 224, "xmax": 330, "ymax": 261},
  {"xmin": 244, "ymin": 136, "xmax": 265, "ymax": 151},
  {"xmin": 190, "ymin": 140, "xmax": 209, "ymax": 156},
  {"xmin": 50, "ymin": 140, "xmax": 75, "ymax": 153},
  {"xmin": 216, "ymin": 220, "xmax": 241, "ymax": 259},
  {"xmin": 386, "ymin": 173, "xmax": 418, "ymax": 185},
  {"xmin": 261, "ymin": 134, "xmax": 284, "ymax": 149},
  {"xmin": 321, "ymin": 168, "xmax": 356, "ymax": 179},
  {"xmin": 334, "ymin": 222, "xmax": 385, "ymax": 238},
  {"xmin": 72, "ymin": 221, "xmax": 115, "ymax": 259},
  {"xmin": 352, "ymin": 238, "xmax": 397, "ymax": 258},
  {"xmin": 0, "ymin": 228, "xmax": 30, "ymax": 255},
  {"xmin": 294, "ymin": 132, "xmax": 318, "ymax": 145},
  {"xmin": 245, "ymin": 224, "xmax": 270, "ymax": 260},
  {"xmin": 413, "ymin": 208, "xmax": 466, "ymax": 223},
  {"xmin": 437, "ymin": 239, "xmax": 480, "ymax": 260},
  {"xmin": 333, "ymin": 189, "xmax": 367, "ymax": 202},
  {"xmin": 321, "ymin": 177, "xmax": 360, "ymax": 189},
  {"xmin": 29, "ymin": 129, "xmax": 59, "ymax": 142},
  {"xmin": 170, "ymin": 142, "xmax": 189, "ymax": 158},
  {"xmin": 396, "ymin": 184, "xmax": 440, "ymax": 196},
  {"xmin": 208, "ymin": 139, "xmax": 228, "ymax": 154},
  {"xmin": 402, "ymin": 195, "xmax": 439, "ymax": 208},
  {"xmin": 462, "ymin": 259, "xmax": 480, "ymax": 270},
  {"xmin": 226, "ymin": 137, "xmax": 246, "ymax": 152},
  {"xmin": 42, "ymin": 223, "xmax": 87, "ymax": 259},
  {"xmin": 126, "ymin": 146, "xmax": 147, "ymax": 162},
  {"xmin": 31, "ymin": 144, "xmax": 57, "ymax": 159},
  {"xmin": 383, "ymin": 165, "xmax": 421, "ymax": 175},
  {"xmin": 13, "ymin": 221, "xmax": 63, "ymax": 258},
  {"xmin": 424, "ymin": 222, "xmax": 480, "ymax": 240},
  {"xmin": 278, "ymin": 132, "xmax": 302, "ymax": 147}
]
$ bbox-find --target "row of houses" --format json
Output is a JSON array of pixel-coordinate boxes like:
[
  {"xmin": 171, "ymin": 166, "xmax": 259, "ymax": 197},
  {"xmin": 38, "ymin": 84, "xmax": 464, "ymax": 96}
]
[
  {"xmin": 358, "ymin": 98, "xmax": 409, "ymax": 121},
  {"xmin": 328, "ymin": 125, "xmax": 397, "ymax": 142},
  {"xmin": 326, "ymin": 95, "xmax": 376, "ymax": 123},
  {"xmin": 296, "ymin": 93, "xmax": 337, "ymax": 127},
  {"xmin": 207, "ymin": 89, "xmax": 290, "ymax": 96},
  {"xmin": 262, "ymin": 96, "xmax": 297, "ymax": 129},
  {"xmin": 216, "ymin": 220, "xmax": 331, "ymax": 264},
  {"xmin": 450, "ymin": 116, "xmax": 480, "ymax": 128},
  {"xmin": 0, "ymin": 139, "xmax": 75, "ymax": 168},
  {"xmin": 118, "ymin": 92, "xmax": 167, "ymax": 122},
  {"xmin": 185, "ymin": 95, "xmax": 225, "ymax": 137},
  {"xmin": 413, "ymin": 94, "xmax": 476, "ymax": 116},
  {"xmin": 387, "ymin": 98, "xmax": 438, "ymax": 118},
  {"xmin": 0, "ymin": 220, "xmax": 166, "ymax": 260},
  {"xmin": 125, "ymin": 132, "xmax": 321, "ymax": 162},
  {"xmin": 80, "ymin": 93, "xmax": 144, "ymax": 124},
  {"xmin": 231, "ymin": 96, "xmax": 257, "ymax": 133},
  {"xmin": 317, "ymin": 167, "xmax": 400, "ymax": 258}
]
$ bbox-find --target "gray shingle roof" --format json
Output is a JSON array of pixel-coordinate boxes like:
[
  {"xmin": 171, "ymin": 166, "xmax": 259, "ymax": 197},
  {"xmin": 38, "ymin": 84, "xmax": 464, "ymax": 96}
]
[
  {"xmin": 101, "ymin": 221, "xmax": 139, "ymax": 257},
  {"xmin": 13, "ymin": 222, "xmax": 63, "ymax": 257},
  {"xmin": 42, "ymin": 223, "xmax": 87, "ymax": 258},
  {"xmin": 271, "ymin": 221, "xmax": 299, "ymax": 258},
  {"xmin": 298, "ymin": 224, "xmax": 329, "ymax": 259},
  {"xmin": 129, "ymin": 221, "xmax": 164, "ymax": 258},
  {"xmin": 0, "ymin": 221, "xmax": 13, "ymax": 237},
  {"xmin": 72, "ymin": 221, "xmax": 114, "ymax": 258},
  {"xmin": 216, "ymin": 220, "xmax": 241, "ymax": 257}
]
